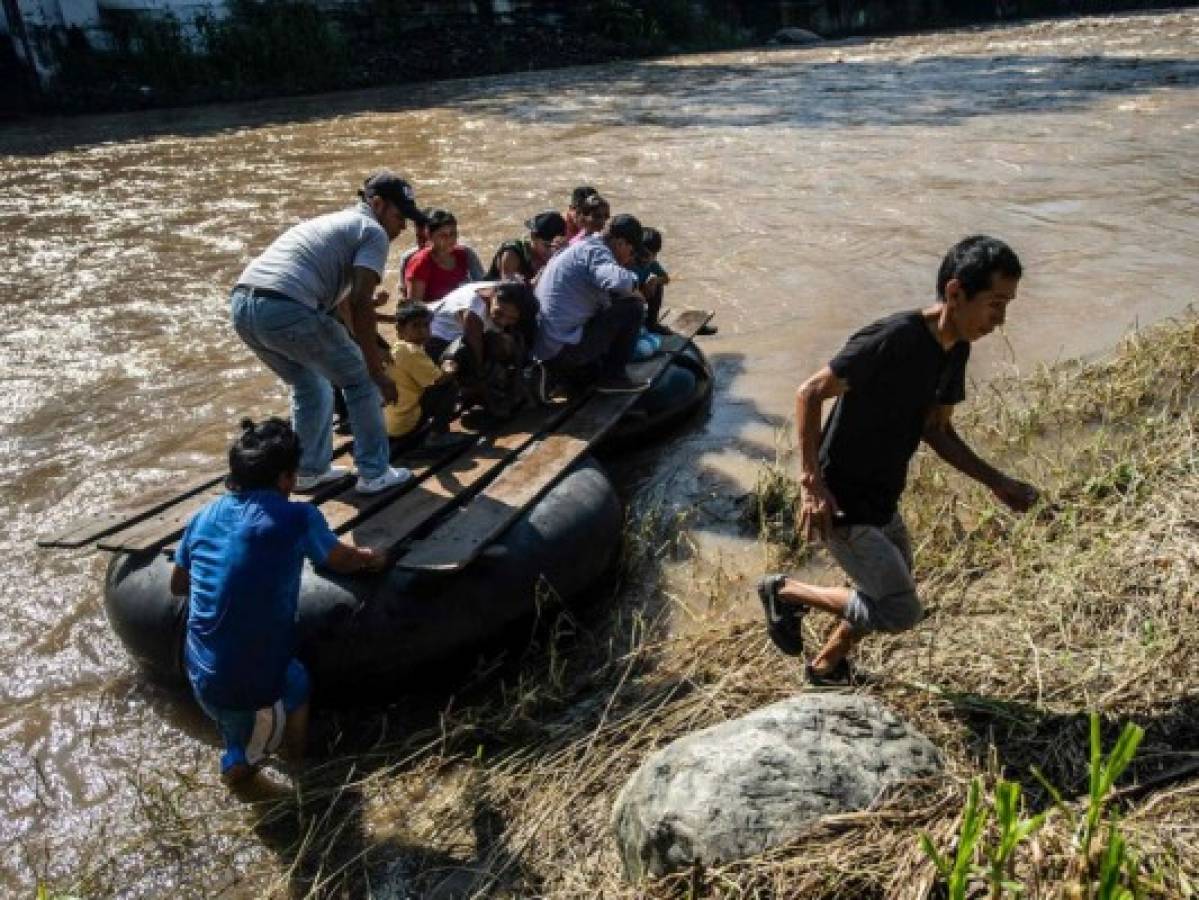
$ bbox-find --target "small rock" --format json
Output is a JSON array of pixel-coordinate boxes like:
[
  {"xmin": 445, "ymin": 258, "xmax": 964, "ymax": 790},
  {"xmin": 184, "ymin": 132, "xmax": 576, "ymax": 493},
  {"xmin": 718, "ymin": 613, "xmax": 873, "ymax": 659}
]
[
  {"xmin": 611, "ymin": 693, "xmax": 942, "ymax": 880},
  {"xmin": 769, "ymin": 27, "xmax": 824, "ymax": 46}
]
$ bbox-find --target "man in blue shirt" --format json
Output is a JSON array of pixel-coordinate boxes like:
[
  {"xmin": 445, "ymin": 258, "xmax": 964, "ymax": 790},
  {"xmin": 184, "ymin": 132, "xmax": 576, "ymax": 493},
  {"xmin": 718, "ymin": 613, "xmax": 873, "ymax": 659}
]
[
  {"xmin": 171, "ymin": 418, "xmax": 387, "ymax": 784},
  {"xmin": 532, "ymin": 213, "xmax": 650, "ymax": 396}
]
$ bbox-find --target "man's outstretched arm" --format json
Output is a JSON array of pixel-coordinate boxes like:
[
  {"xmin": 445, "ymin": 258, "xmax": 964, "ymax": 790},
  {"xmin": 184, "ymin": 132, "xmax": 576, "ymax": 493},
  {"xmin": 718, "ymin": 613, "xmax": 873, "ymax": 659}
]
[{"xmin": 922, "ymin": 405, "xmax": 1039, "ymax": 512}]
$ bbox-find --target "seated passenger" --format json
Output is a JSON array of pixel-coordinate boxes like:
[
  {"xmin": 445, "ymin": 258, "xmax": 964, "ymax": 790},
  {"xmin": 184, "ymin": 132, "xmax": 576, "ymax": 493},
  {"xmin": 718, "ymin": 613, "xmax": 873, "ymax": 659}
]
[
  {"xmin": 486, "ymin": 211, "xmax": 567, "ymax": 281},
  {"xmin": 532, "ymin": 214, "xmax": 650, "ymax": 396},
  {"xmin": 383, "ymin": 303, "xmax": 462, "ymax": 450},
  {"xmin": 632, "ymin": 225, "xmax": 672, "ymax": 333},
  {"xmin": 404, "ymin": 209, "xmax": 484, "ymax": 302},
  {"xmin": 170, "ymin": 418, "xmax": 387, "ymax": 785},
  {"xmin": 397, "ymin": 216, "xmax": 431, "ymax": 299},
  {"xmin": 568, "ymin": 194, "xmax": 610, "ymax": 245},
  {"xmin": 564, "ymin": 185, "xmax": 598, "ymax": 242},
  {"xmin": 428, "ymin": 281, "xmax": 537, "ymax": 419}
]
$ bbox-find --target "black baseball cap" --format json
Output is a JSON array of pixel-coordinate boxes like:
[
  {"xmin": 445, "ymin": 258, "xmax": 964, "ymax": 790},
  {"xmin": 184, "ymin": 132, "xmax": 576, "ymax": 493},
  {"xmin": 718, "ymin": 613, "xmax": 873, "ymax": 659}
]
[
  {"xmin": 606, "ymin": 213, "xmax": 645, "ymax": 252},
  {"xmin": 524, "ymin": 210, "xmax": 567, "ymax": 242},
  {"xmin": 360, "ymin": 170, "xmax": 428, "ymax": 225}
]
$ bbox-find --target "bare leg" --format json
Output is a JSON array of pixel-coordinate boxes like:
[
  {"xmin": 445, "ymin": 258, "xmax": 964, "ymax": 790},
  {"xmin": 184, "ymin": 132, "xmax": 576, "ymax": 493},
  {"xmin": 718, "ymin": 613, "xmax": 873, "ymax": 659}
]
[
  {"xmin": 776, "ymin": 578, "xmax": 852, "ymax": 616},
  {"xmin": 810, "ymin": 621, "xmax": 861, "ymax": 675},
  {"xmin": 281, "ymin": 702, "xmax": 310, "ymax": 770}
]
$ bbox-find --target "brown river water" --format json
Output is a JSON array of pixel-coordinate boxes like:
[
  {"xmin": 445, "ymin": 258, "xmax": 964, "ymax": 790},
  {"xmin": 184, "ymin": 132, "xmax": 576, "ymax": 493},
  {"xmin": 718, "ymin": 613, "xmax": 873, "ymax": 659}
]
[{"xmin": 1, "ymin": 10, "xmax": 1197, "ymax": 893}]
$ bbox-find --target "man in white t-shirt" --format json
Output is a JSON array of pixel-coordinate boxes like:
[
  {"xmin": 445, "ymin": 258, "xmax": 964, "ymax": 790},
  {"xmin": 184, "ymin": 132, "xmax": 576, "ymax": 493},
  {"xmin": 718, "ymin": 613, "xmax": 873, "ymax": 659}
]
[{"xmin": 230, "ymin": 170, "xmax": 428, "ymax": 495}]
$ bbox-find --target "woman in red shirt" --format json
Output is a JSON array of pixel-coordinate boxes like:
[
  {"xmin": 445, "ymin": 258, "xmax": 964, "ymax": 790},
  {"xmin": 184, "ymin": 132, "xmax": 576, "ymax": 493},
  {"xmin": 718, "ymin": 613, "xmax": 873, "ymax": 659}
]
[{"xmin": 405, "ymin": 209, "xmax": 472, "ymax": 303}]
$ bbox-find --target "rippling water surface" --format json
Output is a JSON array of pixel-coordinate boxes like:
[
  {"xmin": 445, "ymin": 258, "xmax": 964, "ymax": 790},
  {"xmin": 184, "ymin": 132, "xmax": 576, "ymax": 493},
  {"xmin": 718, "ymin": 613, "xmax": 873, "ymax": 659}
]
[{"xmin": 1, "ymin": 10, "xmax": 1197, "ymax": 891}]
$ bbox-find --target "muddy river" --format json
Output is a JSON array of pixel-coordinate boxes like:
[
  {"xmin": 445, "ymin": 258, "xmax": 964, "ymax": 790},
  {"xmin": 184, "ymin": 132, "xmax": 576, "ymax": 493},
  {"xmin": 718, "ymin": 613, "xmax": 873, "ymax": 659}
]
[{"xmin": 1, "ymin": 9, "xmax": 1197, "ymax": 892}]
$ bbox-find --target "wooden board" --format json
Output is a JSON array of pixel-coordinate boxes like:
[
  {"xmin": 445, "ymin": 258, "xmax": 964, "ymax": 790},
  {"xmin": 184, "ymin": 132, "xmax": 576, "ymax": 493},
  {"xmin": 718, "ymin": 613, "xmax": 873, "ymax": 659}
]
[
  {"xmin": 396, "ymin": 309, "xmax": 713, "ymax": 572},
  {"xmin": 36, "ymin": 475, "xmax": 223, "ymax": 549},
  {"xmin": 345, "ymin": 399, "xmax": 578, "ymax": 553},
  {"xmin": 97, "ymin": 484, "xmax": 230, "ymax": 553},
  {"xmin": 43, "ymin": 435, "xmax": 356, "ymax": 552},
  {"xmin": 152, "ymin": 427, "xmax": 485, "ymax": 556}
]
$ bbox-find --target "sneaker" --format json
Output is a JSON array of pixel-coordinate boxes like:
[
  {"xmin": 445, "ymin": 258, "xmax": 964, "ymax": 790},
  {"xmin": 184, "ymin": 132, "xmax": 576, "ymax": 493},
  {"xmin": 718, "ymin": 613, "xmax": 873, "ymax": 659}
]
[
  {"xmin": 355, "ymin": 466, "xmax": 413, "ymax": 495},
  {"xmin": 595, "ymin": 373, "xmax": 651, "ymax": 394},
  {"xmin": 697, "ymin": 323, "xmax": 718, "ymax": 336},
  {"xmin": 295, "ymin": 466, "xmax": 349, "ymax": 493},
  {"xmin": 805, "ymin": 658, "xmax": 855, "ymax": 687},
  {"xmin": 757, "ymin": 573, "xmax": 805, "ymax": 656}
]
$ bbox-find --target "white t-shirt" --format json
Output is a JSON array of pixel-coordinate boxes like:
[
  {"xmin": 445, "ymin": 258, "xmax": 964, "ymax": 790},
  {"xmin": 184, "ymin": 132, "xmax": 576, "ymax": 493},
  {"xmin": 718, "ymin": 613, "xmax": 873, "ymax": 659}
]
[
  {"xmin": 237, "ymin": 202, "xmax": 390, "ymax": 312},
  {"xmin": 429, "ymin": 281, "xmax": 500, "ymax": 342}
]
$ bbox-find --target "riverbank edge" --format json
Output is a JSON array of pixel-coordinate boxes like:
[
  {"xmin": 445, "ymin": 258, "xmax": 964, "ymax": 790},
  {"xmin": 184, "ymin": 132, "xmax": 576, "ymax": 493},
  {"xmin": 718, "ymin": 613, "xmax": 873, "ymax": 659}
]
[
  {"xmin": 7, "ymin": 1, "xmax": 1189, "ymax": 117},
  {"xmin": 43, "ymin": 311, "xmax": 1198, "ymax": 896}
]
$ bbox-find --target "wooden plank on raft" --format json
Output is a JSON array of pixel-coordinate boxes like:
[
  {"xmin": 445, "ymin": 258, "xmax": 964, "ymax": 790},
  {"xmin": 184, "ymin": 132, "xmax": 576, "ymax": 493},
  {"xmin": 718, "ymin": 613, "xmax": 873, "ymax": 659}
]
[
  {"xmin": 344, "ymin": 398, "xmax": 580, "ymax": 552},
  {"xmin": 396, "ymin": 308, "xmax": 713, "ymax": 572},
  {"xmin": 37, "ymin": 475, "xmax": 223, "ymax": 549},
  {"xmin": 42, "ymin": 435, "xmax": 358, "ymax": 551},
  {"xmin": 94, "ymin": 435, "xmax": 360, "ymax": 554},
  {"xmin": 153, "ymin": 427, "xmax": 488, "ymax": 555}
]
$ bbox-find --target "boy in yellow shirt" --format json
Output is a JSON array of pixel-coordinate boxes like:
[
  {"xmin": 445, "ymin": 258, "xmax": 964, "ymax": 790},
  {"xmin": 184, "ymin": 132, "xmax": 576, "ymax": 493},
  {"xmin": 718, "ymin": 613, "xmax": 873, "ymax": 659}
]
[{"xmin": 384, "ymin": 303, "xmax": 461, "ymax": 449}]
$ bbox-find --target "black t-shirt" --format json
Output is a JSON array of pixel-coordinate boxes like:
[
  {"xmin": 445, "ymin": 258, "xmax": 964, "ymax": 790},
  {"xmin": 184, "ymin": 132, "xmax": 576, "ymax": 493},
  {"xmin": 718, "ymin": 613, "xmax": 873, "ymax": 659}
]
[{"xmin": 819, "ymin": 310, "xmax": 969, "ymax": 526}]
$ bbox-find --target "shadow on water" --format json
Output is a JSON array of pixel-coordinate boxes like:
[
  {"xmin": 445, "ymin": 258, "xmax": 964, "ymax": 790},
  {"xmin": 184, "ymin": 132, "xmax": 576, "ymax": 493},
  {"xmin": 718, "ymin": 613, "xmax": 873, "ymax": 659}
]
[
  {"xmin": 3, "ymin": 48, "xmax": 1197, "ymax": 157},
  {"xmin": 468, "ymin": 53, "xmax": 1199, "ymax": 130}
]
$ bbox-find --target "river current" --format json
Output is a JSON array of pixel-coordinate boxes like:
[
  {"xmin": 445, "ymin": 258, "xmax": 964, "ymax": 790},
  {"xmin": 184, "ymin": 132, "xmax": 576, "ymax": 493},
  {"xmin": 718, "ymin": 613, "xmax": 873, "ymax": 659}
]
[{"xmin": 1, "ymin": 10, "xmax": 1197, "ymax": 893}]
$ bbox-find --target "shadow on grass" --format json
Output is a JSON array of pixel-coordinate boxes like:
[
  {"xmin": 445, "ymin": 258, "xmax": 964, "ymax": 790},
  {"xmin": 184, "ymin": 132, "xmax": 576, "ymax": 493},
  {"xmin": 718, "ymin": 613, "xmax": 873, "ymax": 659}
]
[{"xmin": 939, "ymin": 690, "xmax": 1199, "ymax": 805}]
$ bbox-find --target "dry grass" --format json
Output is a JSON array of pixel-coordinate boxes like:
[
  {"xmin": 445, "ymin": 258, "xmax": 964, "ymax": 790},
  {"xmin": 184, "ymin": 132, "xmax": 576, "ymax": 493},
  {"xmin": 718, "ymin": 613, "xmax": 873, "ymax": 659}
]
[{"xmin": 55, "ymin": 313, "xmax": 1198, "ymax": 898}]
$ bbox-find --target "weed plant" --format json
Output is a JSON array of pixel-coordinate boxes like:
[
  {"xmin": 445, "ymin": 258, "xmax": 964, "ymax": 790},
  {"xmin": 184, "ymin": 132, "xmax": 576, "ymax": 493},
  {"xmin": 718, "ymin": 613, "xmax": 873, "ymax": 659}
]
[{"xmin": 40, "ymin": 313, "xmax": 1199, "ymax": 896}]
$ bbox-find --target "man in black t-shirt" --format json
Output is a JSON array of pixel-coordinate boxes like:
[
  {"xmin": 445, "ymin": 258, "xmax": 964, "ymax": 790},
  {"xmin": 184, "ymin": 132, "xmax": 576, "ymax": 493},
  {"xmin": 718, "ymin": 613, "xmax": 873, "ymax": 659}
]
[{"xmin": 758, "ymin": 235, "xmax": 1040, "ymax": 684}]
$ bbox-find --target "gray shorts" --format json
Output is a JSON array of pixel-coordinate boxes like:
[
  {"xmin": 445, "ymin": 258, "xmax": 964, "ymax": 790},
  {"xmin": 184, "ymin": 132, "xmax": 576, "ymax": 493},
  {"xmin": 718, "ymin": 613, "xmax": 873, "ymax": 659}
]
[{"xmin": 825, "ymin": 512, "xmax": 922, "ymax": 634}]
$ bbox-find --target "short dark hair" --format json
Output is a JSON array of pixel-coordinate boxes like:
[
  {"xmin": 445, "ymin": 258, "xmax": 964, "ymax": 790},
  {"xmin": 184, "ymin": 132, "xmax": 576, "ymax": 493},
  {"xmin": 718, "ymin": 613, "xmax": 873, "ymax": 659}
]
[
  {"xmin": 570, "ymin": 185, "xmax": 598, "ymax": 208},
  {"xmin": 425, "ymin": 208, "xmax": 457, "ymax": 234},
  {"xmin": 494, "ymin": 281, "xmax": 538, "ymax": 347},
  {"xmin": 936, "ymin": 235, "xmax": 1022, "ymax": 300},
  {"xmin": 578, "ymin": 194, "xmax": 609, "ymax": 216},
  {"xmin": 642, "ymin": 226, "xmax": 663, "ymax": 255},
  {"xmin": 395, "ymin": 301, "xmax": 432, "ymax": 327},
  {"xmin": 227, "ymin": 417, "xmax": 301, "ymax": 492}
]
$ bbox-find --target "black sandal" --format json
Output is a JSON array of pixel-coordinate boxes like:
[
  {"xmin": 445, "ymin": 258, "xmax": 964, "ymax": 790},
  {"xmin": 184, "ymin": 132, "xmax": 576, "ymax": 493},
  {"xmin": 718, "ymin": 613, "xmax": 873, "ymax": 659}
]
[
  {"xmin": 804, "ymin": 658, "xmax": 855, "ymax": 687},
  {"xmin": 757, "ymin": 574, "xmax": 805, "ymax": 657}
]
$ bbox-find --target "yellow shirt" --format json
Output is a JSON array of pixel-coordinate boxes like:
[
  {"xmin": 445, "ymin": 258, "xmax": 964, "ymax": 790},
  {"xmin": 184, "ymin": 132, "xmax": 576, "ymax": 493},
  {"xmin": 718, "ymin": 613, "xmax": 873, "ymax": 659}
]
[{"xmin": 383, "ymin": 341, "xmax": 443, "ymax": 437}]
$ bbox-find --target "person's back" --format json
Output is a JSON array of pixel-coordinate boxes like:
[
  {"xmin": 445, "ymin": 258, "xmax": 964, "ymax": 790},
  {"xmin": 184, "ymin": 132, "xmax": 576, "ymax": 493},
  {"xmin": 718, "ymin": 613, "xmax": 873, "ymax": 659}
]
[
  {"xmin": 173, "ymin": 417, "xmax": 388, "ymax": 783},
  {"xmin": 182, "ymin": 488, "xmax": 326, "ymax": 711},
  {"xmin": 238, "ymin": 206, "xmax": 388, "ymax": 312},
  {"xmin": 533, "ymin": 236, "xmax": 631, "ymax": 361}
]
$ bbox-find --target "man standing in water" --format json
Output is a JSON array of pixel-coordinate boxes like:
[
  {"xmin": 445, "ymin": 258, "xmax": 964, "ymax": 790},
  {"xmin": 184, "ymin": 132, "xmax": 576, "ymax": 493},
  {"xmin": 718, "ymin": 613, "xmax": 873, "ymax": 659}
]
[
  {"xmin": 759, "ymin": 235, "xmax": 1040, "ymax": 683},
  {"xmin": 230, "ymin": 170, "xmax": 426, "ymax": 495}
]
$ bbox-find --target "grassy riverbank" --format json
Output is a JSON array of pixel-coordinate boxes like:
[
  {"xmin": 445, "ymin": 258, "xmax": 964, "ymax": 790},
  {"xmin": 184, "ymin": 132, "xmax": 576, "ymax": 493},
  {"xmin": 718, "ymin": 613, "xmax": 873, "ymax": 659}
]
[{"xmin": 50, "ymin": 312, "xmax": 1197, "ymax": 897}]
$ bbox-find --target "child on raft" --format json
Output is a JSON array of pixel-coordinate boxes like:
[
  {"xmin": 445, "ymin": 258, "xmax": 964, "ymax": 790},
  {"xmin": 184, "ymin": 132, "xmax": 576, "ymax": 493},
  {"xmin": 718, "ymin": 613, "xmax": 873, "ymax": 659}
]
[
  {"xmin": 568, "ymin": 194, "xmax": 611, "ymax": 245},
  {"xmin": 563, "ymin": 185, "xmax": 598, "ymax": 242},
  {"xmin": 170, "ymin": 418, "xmax": 387, "ymax": 785},
  {"xmin": 426, "ymin": 281, "xmax": 538, "ymax": 420},
  {"xmin": 405, "ymin": 209, "xmax": 488, "ymax": 303},
  {"xmin": 383, "ymin": 302, "xmax": 463, "ymax": 450}
]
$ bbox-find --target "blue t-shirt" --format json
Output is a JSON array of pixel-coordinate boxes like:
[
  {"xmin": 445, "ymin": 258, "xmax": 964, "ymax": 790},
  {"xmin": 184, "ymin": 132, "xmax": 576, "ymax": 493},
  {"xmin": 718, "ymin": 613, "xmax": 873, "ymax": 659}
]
[{"xmin": 175, "ymin": 490, "xmax": 338, "ymax": 711}]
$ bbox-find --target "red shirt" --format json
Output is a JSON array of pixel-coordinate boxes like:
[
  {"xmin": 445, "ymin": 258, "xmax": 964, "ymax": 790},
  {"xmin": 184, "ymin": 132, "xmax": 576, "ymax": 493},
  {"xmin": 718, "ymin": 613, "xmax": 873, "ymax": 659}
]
[{"xmin": 406, "ymin": 246, "xmax": 470, "ymax": 302}]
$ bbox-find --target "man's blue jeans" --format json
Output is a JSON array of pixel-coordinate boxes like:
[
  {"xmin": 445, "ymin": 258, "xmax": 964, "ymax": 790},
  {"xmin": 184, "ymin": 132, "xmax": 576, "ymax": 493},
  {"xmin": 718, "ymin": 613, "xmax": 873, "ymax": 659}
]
[{"xmin": 230, "ymin": 287, "xmax": 390, "ymax": 480}]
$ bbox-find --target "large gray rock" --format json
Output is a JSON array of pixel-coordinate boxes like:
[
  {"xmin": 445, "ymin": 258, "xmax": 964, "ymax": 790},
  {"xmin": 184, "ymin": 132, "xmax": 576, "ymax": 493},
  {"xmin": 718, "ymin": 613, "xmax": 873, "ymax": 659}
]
[
  {"xmin": 611, "ymin": 693, "xmax": 942, "ymax": 879},
  {"xmin": 769, "ymin": 27, "xmax": 824, "ymax": 45}
]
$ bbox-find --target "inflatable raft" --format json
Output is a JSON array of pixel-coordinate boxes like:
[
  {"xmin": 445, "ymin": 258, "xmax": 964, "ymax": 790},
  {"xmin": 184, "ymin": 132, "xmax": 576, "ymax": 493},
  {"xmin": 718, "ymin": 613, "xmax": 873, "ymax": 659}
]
[{"xmin": 42, "ymin": 310, "xmax": 714, "ymax": 703}]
